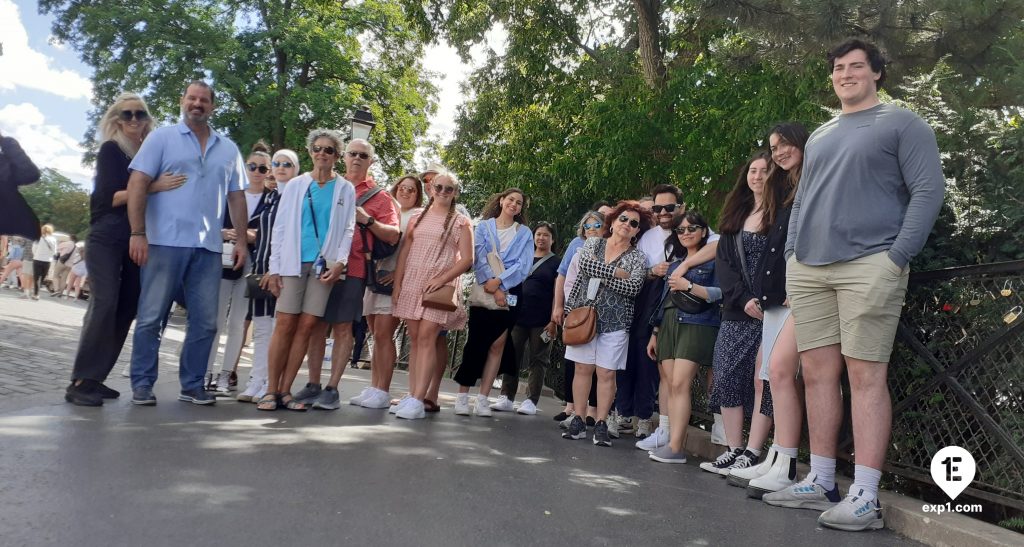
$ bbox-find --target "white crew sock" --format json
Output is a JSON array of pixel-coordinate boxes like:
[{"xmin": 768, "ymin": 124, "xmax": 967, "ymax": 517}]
[
  {"xmin": 810, "ymin": 454, "xmax": 837, "ymax": 491},
  {"xmin": 659, "ymin": 414, "xmax": 669, "ymax": 431},
  {"xmin": 851, "ymin": 465, "xmax": 882, "ymax": 502},
  {"xmin": 777, "ymin": 445, "xmax": 799, "ymax": 458}
]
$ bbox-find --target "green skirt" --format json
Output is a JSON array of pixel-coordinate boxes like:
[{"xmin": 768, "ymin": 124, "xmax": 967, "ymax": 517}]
[{"xmin": 656, "ymin": 316, "xmax": 719, "ymax": 366}]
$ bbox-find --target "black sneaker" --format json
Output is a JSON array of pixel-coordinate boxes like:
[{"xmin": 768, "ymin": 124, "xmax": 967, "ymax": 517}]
[
  {"xmin": 65, "ymin": 382, "xmax": 103, "ymax": 407},
  {"xmin": 561, "ymin": 415, "xmax": 586, "ymax": 440},
  {"xmin": 228, "ymin": 370, "xmax": 238, "ymax": 390},
  {"xmin": 723, "ymin": 450, "xmax": 760, "ymax": 476},
  {"xmin": 94, "ymin": 383, "xmax": 120, "ymax": 399},
  {"xmin": 593, "ymin": 420, "xmax": 612, "ymax": 447},
  {"xmin": 132, "ymin": 386, "xmax": 157, "ymax": 406},
  {"xmin": 585, "ymin": 416, "xmax": 596, "ymax": 428},
  {"xmin": 178, "ymin": 388, "xmax": 217, "ymax": 405},
  {"xmin": 699, "ymin": 447, "xmax": 744, "ymax": 475},
  {"xmin": 553, "ymin": 411, "xmax": 570, "ymax": 422}
]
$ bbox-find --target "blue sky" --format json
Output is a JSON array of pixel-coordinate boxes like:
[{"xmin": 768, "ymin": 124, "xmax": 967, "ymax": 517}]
[
  {"xmin": 0, "ymin": 0, "xmax": 503, "ymax": 190},
  {"xmin": 0, "ymin": 0, "xmax": 95, "ymax": 186}
]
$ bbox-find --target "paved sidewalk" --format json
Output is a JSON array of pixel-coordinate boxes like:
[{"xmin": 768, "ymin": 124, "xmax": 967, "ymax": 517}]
[{"xmin": 0, "ymin": 291, "xmax": 918, "ymax": 546}]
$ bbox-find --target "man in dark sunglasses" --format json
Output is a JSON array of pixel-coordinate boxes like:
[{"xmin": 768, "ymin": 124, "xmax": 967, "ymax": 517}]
[
  {"xmin": 124, "ymin": 80, "xmax": 249, "ymax": 407},
  {"xmin": 298, "ymin": 138, "xmax": 402, "ymax": 410}
]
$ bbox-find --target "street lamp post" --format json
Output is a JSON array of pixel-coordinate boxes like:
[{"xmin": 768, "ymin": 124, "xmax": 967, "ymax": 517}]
[{"xmin": 350, "ymin": 105, "xmax": 376, "ymax": 141}]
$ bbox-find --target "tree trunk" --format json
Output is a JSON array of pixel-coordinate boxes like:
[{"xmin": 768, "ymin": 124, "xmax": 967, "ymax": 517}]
[{"xmin": 634, "ymin": 0, "xmax": 666, "ymax": 90}]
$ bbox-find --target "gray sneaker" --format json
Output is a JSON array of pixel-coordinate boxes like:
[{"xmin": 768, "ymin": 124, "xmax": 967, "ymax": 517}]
[
  {"xmin": 592, "ymin": 420, "xmax": 612, "ymax": 447},
  {"xmin": 311, "ymin": 387, "xmax": 340, "ymax": 410},
  {"xmin": 561, "ymin": 415, "xmax": 586, "ymax": 440},
  {"xmin": 649, "ymin": 444, "xmax": 687, "ymax": 463},
  {"xmin": 818, "ymin": 490, "xmax": 884, "ymax": 531},
  {"xmin": 131, "ymin": 386, "xmax": 157, "ymax": 406},
  {"xmin": 763, "ymin": 473, "xmax": 842, "ymax": 511},
  {"xmin": 293, "ymin": 383, "xmax": 322, "ymax": 405}
]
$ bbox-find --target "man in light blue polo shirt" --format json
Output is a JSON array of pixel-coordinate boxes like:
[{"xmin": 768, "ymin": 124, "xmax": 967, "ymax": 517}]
[{"xmin": 126, "ymin": 80, "xmax": 248, "ymax": 406}]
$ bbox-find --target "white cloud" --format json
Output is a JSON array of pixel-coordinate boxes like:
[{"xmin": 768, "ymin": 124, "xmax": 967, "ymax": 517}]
[
  {"xmin": 0, "ymin": 0, "xmax": 92, "ymax": 100},
  {"xmin": 0, "ymin": 102, "xmax": 92, "ymax": 187}
]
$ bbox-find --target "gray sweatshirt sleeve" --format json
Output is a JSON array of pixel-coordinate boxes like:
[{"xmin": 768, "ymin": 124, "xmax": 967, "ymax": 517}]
[
  {"xmin": 785, "ymin": 174, "xmax": 805, "ymax": 261},
  {"xmin": 887, "ymin": 117, "xmax": 945, "ymax": 268}
]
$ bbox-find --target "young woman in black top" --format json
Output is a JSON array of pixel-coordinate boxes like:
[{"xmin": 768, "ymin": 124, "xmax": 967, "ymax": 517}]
[{"xmin": 65, "ymin": 93, "xmax": 185, "ymax": 406}]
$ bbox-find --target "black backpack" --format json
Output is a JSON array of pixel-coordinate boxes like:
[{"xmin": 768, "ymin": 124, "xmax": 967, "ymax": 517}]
[{"xmin": 356, "ymin": 187, "xmax": 399, "ymax": 260}]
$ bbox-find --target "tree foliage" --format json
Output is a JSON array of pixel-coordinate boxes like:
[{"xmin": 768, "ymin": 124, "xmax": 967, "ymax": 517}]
[
  {"xmin": 19, "ymin": 169, "xmax": 91, "ymax": 239},
  {"xmin": 433, "ymin": 0, "xmax": 1024, "ymax": 260},
  {"xmin": 40, "ymin": 0, "xmax": 438, "ymax": 176}
]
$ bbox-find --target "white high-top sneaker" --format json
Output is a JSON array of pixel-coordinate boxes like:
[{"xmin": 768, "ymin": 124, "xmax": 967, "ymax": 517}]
[
  {"xmin": 747, "ymin": 451, "xmax": 798, "ymax": 499},
  {"xmin": 728, "ymin": 447, "xmax": 778, "ymax": 488}
]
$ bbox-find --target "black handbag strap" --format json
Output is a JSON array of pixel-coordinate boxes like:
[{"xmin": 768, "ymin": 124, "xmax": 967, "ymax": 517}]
[
  {"xmin": 305, "ymin": 185, "xmax": 323, "ymax": 249},
  {"xmin": 734, "ymin": 232, "xmax": 755, "ymax": 292}
]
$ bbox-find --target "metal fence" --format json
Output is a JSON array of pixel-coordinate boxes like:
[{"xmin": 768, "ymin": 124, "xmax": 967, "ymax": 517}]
[{"xmin": 881, "ymin": 260, "xmax": 1024, "ymax": 512}]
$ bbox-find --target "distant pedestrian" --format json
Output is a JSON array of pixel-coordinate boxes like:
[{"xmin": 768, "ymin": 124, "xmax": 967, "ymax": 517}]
[{"xmin": 29, "ymin": 224, "xmax": 58, "ymax": 299}]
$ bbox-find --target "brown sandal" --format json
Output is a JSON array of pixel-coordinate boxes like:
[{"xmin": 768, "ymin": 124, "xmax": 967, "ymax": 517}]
[
  {"xmin": 280, "ymin": 393, "xmax": 308, "ymax": 412},
  {"xmin": 424, "ymin": 399, "xmax": 441, "ymax": 413}
]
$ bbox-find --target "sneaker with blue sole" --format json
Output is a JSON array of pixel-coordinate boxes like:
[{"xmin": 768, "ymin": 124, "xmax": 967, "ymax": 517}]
[
  {"xmin": 762, "ymin": 472, "xmax": 842, "ymax": 511},
  {"xmin": 818, "ymin": 489, "xmax": 884, "ymax": 531}
]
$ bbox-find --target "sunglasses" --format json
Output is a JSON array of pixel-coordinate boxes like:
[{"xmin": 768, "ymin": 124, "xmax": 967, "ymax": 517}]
[
  {"xmin": 311, "ymin": 145, "xmax": 337, "ymax": 155},
  {"xmin": 347, "ymin": 151, "xmax": 371, "ymax": 160},
  {"xmin": 119, "ymin": 110, "xmax": 150, "ymax": 122},
  {"xmin": 247, "ymin": 163, "xmax": 269, "ymax": 174},
  {"xmin": 618, "ymin": 215, "xmax": 640, "ymax": 228},
  {"xmin": 583, "ymin": 222, "xmax": 603, "ymax": 230},
  {"xmin": 396, "ymin": 186, "xmax": 417, "ymax": 194},
  {"xmin": 271, "ymin": 161, "xmax": 294, "ymax": 168},
  {"xmin": 675, "ymin": 225, "xmax": 704, "ymax": 234},
  {"xmin": 652, "ymin": 204, "xmax": 678, "ymax": 214},
  {"xmin": 433, "ymin": 183, "xmax": 456, "ymax": 195}
]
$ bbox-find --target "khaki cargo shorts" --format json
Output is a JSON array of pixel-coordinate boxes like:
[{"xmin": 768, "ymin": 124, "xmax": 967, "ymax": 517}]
[{"xmin": 786, "ymin": 251, "xmax": 909, "ymax": 363}]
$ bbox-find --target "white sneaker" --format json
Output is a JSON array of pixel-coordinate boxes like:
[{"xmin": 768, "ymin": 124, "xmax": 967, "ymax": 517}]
[
  {"xmin": 635, "ymin": 425, "xmax": 668, "ymax": 451},
  {"xmin": 607, "ymin": 415, "xmax": 620, "ymax": 439},
  {"xmin": 454, "ymin": 393, "xmax": 471, "ymax": 416},
  {"xmin": 214, "ymin": 373, "xmax": 232, "ymax": 394},
  {"xmin": 711, "ymin": 413, "xmax": 726, "ymax": 445},
  {"xmin": 237, "ymin": 377, "xmax": 265, "ymax": 402},
  {"xmin": 474, "ymin": 394, "xmax": 492, "ymax": 417},
  {"xmin": 489, "ymin": 395, "xmax": 514, "ymax": 412},
  {"xmin": 728, "ymin": 447, "xmax": 777, "ymax": 487},
  {"xmin": 349, "ymin": 386, "xmax": 373, "ymax": 406},
  {"xmin": 389, "ymin": 395, "xmax": 412, "ymax": 414},
  {"xmin": 360, "ymin": 389, "xmax": 392, "ymax": 409},
  {"xmin": 559, "ymin": 413, "xmax": 575, "ymax": 430},
  {"xmin": 516, "ymin": 399, "xmax": 538, "ymax": 415},
  {"xmin": 120, "ymin": 363, "xmax": 131, "ymax": 378},
  {"xmin": 396, "ymin": 398, "xmax": 426, "ymax": 420}
]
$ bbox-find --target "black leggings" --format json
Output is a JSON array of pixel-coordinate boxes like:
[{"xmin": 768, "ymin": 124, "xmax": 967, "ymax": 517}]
[{"xmin": 32, "ymin": 260, "xmax": 50, "ymax": 296}]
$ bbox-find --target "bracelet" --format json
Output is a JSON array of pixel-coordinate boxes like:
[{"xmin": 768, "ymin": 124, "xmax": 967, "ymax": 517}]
[{"xmin": 130, "ymin": 231, "xmax": 146, "ymax": 237}]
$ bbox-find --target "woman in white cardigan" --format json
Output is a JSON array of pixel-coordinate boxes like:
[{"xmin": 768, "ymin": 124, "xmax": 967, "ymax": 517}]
[{"xmin": 258, "ymin": 129, "xmax": 356, "ymax": 410}]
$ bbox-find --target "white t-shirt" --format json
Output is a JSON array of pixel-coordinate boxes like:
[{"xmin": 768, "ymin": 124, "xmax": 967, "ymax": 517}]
[
  {"xmin": 496, "ymin": 223, "xmax": 517, "ymax": 253},
  {"xmin": 32, "ymin": 236, "xmax": 58, "ymax": 263},
  {"xmin": 637, "ymin": 224, "xmax": 721, "ymax": 267},
  {"xmin": 244, "ymin": 189, "xmax": 263, "ymax": 218}
]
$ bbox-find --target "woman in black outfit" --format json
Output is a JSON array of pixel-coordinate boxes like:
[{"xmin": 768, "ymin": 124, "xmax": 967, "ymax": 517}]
[{"xmin": 65, "ymin": 93, "xmax": 185, "ymax": 406}]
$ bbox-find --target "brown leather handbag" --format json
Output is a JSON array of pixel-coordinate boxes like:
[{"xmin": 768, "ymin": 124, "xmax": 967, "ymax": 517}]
[
  {"xmin": 562, "ymin": 305, "xmax": 597, "ymax": 346},
  {"xmin": 422, "ymin": 285, "xmax": 457, "ymax": 312}
]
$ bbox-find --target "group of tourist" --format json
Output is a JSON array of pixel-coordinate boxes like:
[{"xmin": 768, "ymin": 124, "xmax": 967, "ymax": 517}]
[
  {"xmin": 50, "ymin": 38, "xmax": 944, "ymax": 534},
  {"xmin": 0, "ymin": 230, "xmax": 89, "ymax": 300}
]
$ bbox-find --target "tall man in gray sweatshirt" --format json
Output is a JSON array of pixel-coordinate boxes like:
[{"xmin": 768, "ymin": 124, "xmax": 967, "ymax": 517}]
[{"xmin": 764, "ymin": 39, "xmax": 944, "ymax": 531}]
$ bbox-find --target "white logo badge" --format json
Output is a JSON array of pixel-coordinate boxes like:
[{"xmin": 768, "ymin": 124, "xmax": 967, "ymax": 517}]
[{"xmin": 930, "ymin": 446, "xmax": 975, "ymax": 501}]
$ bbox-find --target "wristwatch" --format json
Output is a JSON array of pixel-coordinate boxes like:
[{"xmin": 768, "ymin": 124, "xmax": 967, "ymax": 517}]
[
  {"xmin": 685, "ymin": 281, "xmax": 693, "ymax": 293},
  {"xmin": 365, "ymin": 217, "xmax": 376, "ymax": 227}
]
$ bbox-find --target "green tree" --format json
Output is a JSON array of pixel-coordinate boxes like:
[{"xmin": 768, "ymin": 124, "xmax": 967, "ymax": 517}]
[
  {"xmin": 39, "ymin": 0, "xmax": 438, "ymax": 176},
  {"xmin": 19, "ymin": 168, "xmax": 91, "ymax": 239}
]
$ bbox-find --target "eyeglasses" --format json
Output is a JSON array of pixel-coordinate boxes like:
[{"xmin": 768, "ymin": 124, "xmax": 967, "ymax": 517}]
[
  {"xmin": 675, "ymin": 225, "xmax": 704, "ymax": 234},
  {"xmin": 247, "ymin": 163, "xmax": 269, "ymax": 174},
  {"xmin": 618, "ymin": 215, "xmax": 640, "ymax": 228},
  {"xmin": 119, "ymin": 110, "xmax": 150, "ymax": 122},
  {"xmin": 347, "ymin": 151, "xmax": 371, "ymax": 160},
  {"xmin": 311, "ymin": 145, "xmax": 337, "ymax": 155},
  {"xmin": 271, "ymin": 161, "xmax": 294, "ymax": 168},
  {"xmin": 583, "ymin": 222, "xmax": 603, "ymax": 230},
  {"xmin": 651, "ymin": 204, "xmax": 678, "ymax": 214},
  {"xmin": 433, "ymin": 183, "xmax": 456, "ymax": 195}
]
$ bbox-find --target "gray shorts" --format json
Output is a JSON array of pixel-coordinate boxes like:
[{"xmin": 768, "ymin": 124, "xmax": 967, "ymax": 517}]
[
  {"xmin": 323, "ymin": 276, "xmax": 367, "ymax": 324},
  {"xmin": 276, "ymin": 262, "xmax": 333, "ymax": 317}
]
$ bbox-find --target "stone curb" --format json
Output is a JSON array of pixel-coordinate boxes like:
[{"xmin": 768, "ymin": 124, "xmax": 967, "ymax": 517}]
[{"xmin": 681, "ymin": 424, "xmax": 1021, "ymax": 547}]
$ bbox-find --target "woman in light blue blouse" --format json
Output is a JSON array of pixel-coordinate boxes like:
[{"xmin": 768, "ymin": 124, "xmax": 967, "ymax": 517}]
[{"xmin": 453, "ymin": 188, "xmax": 534, "ymax": 417}]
